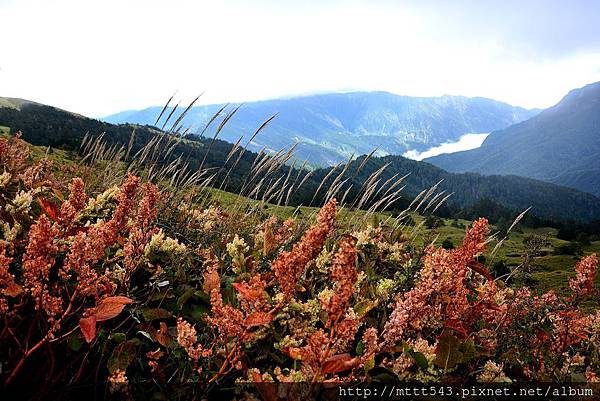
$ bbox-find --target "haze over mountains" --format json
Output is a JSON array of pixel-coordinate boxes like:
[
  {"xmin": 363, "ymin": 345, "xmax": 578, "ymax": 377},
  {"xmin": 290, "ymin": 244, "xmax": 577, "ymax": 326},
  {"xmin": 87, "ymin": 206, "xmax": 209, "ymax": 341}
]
[
  {"xmin": 426, "ymin": 81, "xmax": 600, "ymax": 196},
  {"xmin": 103, "ymin": 92, "xmax": 538, "ymax": 166}
]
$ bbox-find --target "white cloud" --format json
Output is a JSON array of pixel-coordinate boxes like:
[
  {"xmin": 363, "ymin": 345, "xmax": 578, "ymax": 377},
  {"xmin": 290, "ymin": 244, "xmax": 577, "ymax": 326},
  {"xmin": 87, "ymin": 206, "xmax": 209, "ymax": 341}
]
[
  {"xmin": 1, "ymin": 0, "xmax": 599, "ymax": 117},
  {"xmin": 403, "ymin": 133, "xmax": 490, "ymax": 161}
]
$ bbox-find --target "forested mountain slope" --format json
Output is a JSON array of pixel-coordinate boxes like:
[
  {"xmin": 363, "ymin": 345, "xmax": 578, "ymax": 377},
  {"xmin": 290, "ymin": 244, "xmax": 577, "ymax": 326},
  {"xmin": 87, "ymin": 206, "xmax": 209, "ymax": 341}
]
[
  {"xmin": 2, "ymin": 96, "xmax": 598, "ymax": 222},
  {"xmin": 426, "ymin": 81, "xmax": 600, "ymax": 196},
  {"xmin": 103, "ymin": 92, "xmax": 538, "ymax": 165}
]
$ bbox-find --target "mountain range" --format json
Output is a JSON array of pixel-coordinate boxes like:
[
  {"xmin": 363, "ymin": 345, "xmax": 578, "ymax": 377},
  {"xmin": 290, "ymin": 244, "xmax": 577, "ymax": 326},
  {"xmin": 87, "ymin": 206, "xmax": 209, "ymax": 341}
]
[
  {"xmin": 426, "ymin": 81, "xmax": 600, "ymax": 196},
  {"xmin": 2, "ymin": 95, "xmax": 600, "ymax": 223},
  {"xmin": 102, "ymin": 92, "xmax": 538, "ymax": 166}
]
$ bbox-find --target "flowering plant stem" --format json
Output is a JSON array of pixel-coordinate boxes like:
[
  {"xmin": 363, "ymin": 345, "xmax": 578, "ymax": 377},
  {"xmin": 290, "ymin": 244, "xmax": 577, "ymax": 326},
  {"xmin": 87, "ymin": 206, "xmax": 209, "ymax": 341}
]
[{"xmin": 5, "ymin": 289, "xmax": 79, "ymax": 385}]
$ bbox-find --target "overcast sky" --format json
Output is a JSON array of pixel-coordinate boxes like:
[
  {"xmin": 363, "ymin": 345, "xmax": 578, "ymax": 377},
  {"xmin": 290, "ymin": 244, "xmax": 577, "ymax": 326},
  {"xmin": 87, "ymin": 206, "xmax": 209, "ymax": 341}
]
[{"xmin": 1, "ymin": 0, "xmax": 600, "ymax": 117}]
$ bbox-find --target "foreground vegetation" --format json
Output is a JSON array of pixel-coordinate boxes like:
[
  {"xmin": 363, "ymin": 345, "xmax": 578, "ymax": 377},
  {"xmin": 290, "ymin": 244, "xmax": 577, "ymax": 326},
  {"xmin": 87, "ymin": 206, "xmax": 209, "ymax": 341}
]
[{"xmin": 1, "ymin": 129, "xmax": 600, "ymax": 400}]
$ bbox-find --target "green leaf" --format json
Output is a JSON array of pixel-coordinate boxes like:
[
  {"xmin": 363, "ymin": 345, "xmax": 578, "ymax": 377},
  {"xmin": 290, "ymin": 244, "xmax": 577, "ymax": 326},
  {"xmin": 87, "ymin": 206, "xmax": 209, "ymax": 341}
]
[
  {"xmin": 353, "ymin": 300, "xmax": 377, "ymax": 319},
  {"xmin": 150, "ymin": 290, "xmax": 174, "ymax": 302},
  {"xmin": 107, "ymin": 340, "xmax": 137, "ymax": 374},
  {"xmin": 434, "ymin": 331, "xmax": 478, "ymax": 371},
  {"xmin": 412, "ymin": 351, "xmax": 429, "ymax": 370},
  {"xmin": 434, "ymin": 331, "xmax": 462, "ymax": 370},
  {"xmin": 356, "ymin": 340, "xmax": 365, "ymax": 355},
  {"xmin": 69, "ymin": 335, "xmax": 83, "ymax": 352},
  {"xmin": 141, "ymin": 308, "xmax": 171, "ymax": 321},
  {"xmin": 364, "ymin": 355, "xmax": 375, "ymax": 374},
  {"xmin": 190, "ymin": 304, "xmax": 210, "ymax": 322},
  {"xmin": 177, "ymin": 288, "xmax": 196, "ymax": 309},
  {"xmin": 402, "ymin": 341, "xmax": 428, "ymax": 370},
  {"xmin": 194, "ymin": 290, "xmax": 211, "ymax": 302},
  {"xmin": 109, "ymin": 332, "xmax": 126, "ymax": 343},
  {"xmin": 372, "ymin": 214, "xmax": 380, "ymax": 228},
  {"xmin": 368, "ymin": 367, "xmax": 397, "ymax": 382},
  {"xmin": 460, "ymin": 338, "xmax": 477, "ymax": 363}
]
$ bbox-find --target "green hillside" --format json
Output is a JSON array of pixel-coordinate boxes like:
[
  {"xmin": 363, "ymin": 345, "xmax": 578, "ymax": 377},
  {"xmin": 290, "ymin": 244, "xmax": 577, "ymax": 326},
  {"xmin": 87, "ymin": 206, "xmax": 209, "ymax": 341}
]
[
  {"xmin": 427, "ymin": 81, "xmax": 600, "ymax": 196},
  {"xmin": 2, "ymin": 97, "xmax": 600, "ymax": 223},
  {"xmin": 16, "ymin": 135, "xmax": 600, "ymax": 297}
]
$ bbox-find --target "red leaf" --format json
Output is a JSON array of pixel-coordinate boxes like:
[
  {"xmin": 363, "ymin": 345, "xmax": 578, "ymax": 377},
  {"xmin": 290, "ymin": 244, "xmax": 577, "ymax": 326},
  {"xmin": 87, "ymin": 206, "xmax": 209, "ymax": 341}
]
[
  {"xmin": 322, "ymin": 353, "xmax": 359, "ymax": 374},
  {"xmin": 38, "ymin": 199, "xmax": 60, "ymax": 221},
  {"xmin": 245, "ymin": 311, "xmax": 273, "ymax": 328},
  {"xmin": 79, "ymin": 316, "xmax": 97, "ymax": 343},
  {"xmin": 156, "ymin": 322, "xmax": 171, "ymax": 347},
  {"xmin": 232, "ymin": 281, "xmax": 265, "ymax": 302},
  {"xmin": 92, "ymin": 296, "xmax": 134, "ymax": 322},
  {"xmin": 536, "ymin": 330, "xmax": 550, "ymax": 343},
  {"xmin": 445, "ymin": 319, "xmax": 468, "ymax": 338},
  {"xmin": 467, "ymin": 260, "xmax": 493, "ymax": 281}
]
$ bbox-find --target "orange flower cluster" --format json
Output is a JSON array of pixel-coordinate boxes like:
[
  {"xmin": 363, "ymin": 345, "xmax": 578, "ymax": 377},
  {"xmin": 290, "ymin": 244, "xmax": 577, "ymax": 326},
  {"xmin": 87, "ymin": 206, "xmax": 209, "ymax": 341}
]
[
  {"xmin": 59, "ymin": 178, "xmax": 88, "ymax": 226},
  {"xmin": 102, "ymin": 174, "xmax": 140, "ymax": 244},
  {"xmin": 360, "ymin": 327, "xmax": 379, "ymax": 362},
  {"xmin": 62, "ymin": 175, "xmax": 150, "ymax": 299},
  {"xmin": 272, "ymin": 198, "xmax": 336, "ymax": 298},
  {"xmin": 123, "ymin": 182, "xmax": 159, "ymax": 272},
  {"xmin": 569, "ymin": 254, "xmax": 598, "ymax": 298},
  {"xmin": 0, "ymin": 134, "xmax": 29, "ymax": 174},
  {"xmin": 8, "ymin": 129, "xmax": 600, "ymax": 392},
  {"xmin": 205, "ymin": 268, "xmax": 245, "ymax": 341},
  {"xmin": 292, "ymin": 329, "xmax": 329, "ymax": 373},
  {"xmin": 550, "ymin": 310, "xmax": 592, "ymax": 354},
  {"xmin": 0, "ymin": 241, "xmax": 15, "ymax": 313},
  {"xmin": 323, "ymin": 236, "xmax": 358, "ymax": 328},
  {"xmin": 176, "ymin": 317, "xmax": 211, "ymax": 361},
  {"xmin": 20, "ymin": 158, "xmax": 54, "ymax": 189},
  {"xmin": 22, "ymin": 214, "xmax": 61, "ymax": 317},
  {"xmin": 383, "ymin": 218, "xmax": 490, "ymax": 345}
]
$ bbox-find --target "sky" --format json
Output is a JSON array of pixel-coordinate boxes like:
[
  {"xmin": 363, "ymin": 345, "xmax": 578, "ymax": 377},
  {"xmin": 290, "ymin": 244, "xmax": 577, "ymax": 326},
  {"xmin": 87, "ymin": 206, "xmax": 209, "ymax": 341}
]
[{"xmin": 1, "ymin": 0, "xmax": 600, "ymax": 117}]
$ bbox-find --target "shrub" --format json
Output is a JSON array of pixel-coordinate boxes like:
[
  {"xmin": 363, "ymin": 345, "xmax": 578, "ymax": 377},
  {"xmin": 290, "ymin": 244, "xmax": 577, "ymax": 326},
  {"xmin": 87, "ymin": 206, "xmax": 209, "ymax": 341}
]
[
  {"xmin": 1, "ymin": 134, "xmax": 600, "ymax": 399},
  {"xmin": 491, "ymin": 259, "xmax": 510, "ymax": 279},
  {"xmin": 554, "ymin": 241, "xmax": 583, "ymax": 256},
  {"xmin": 441, "ymin": 238, "xmax": 454, "ymax": 250},
  {"xmin": 424, "ymin": 215, "xmax": 444, "ymax": 229}
]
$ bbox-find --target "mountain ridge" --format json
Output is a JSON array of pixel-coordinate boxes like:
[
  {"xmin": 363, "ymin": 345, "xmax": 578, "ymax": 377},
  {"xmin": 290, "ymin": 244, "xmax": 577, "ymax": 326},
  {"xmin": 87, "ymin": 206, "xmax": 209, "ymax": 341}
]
[
  {"xmin": 102, "ymin": 91, "xmax": 539, "ymax": 166},
  {"xmin": 426, "ymin": 81, "xmax": 600, "ymax": 196},
  {"xmin": 2, "ymin": 95, "xmax": 599, "ymax": 223}
]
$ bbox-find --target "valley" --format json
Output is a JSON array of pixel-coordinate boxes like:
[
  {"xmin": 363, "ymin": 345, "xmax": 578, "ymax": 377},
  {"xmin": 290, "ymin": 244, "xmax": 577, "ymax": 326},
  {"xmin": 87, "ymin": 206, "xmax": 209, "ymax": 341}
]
[{"xmin": 426, "ymin": 81, "xmax": 600, "ymax": 196}]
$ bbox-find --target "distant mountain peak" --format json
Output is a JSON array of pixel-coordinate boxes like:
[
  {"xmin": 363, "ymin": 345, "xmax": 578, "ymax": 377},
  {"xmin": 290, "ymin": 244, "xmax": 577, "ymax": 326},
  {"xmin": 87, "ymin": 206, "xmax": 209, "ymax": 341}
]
[
  {"xmin": 426, "ymin": 81, "xmax": 600, "ymax": 197},
  {"xmin": 102, "ymin": 92, "xmax": 538, "ymax": 166}
]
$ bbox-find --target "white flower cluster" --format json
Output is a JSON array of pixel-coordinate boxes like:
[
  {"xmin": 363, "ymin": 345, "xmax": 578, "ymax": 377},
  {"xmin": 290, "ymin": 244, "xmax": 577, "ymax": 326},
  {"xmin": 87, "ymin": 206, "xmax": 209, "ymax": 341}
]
[
  {"xmin": 353, "ymin": 225, "xmax": 381, "ymax": 248},
  {"xmin": 226, "ymin": 234, "xmax": 250, "ymax": 272},
  {"xmin": 7, "ymin": 190, "xmax": 34, "ymax": 215},
  {"xmin": 0, "ymin": 171, "xmax": 11, "ymax": 188},
  {"xmin": 477, "ymin": 361, "xmax": 512, "ymax": 383},
  {"xmin": 144, "ymin": 229, "xmax": 188, "ymax": 258}
]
